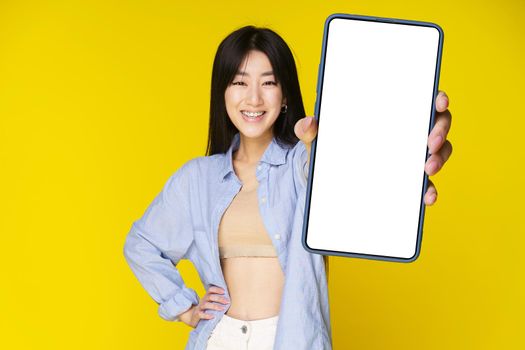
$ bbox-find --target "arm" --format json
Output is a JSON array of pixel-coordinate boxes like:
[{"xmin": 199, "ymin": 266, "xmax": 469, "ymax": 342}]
[
  {"xmin": 123, "ymin": 165, "xmax": 199, "ymax": 322},
  {"xmin": 294, "ymin": 115, "xmax": 316, "ymax": 172}
]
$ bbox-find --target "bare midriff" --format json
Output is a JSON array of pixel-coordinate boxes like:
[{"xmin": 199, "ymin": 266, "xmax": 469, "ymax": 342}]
[
  {"xmin": 221, "ymin": 256, "xmax": 284, "ymax": 320},
  {"xmin": 220, "ymin": 148, "xmax": 285, "ymax": 320}
]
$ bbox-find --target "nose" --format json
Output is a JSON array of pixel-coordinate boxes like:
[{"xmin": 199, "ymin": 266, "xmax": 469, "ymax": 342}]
[{"xmin": 246, "ymin": 84, "xmax": 263, "ymax": 106}]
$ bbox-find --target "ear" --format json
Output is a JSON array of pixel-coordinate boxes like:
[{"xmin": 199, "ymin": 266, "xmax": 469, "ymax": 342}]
[{"xmin": 282, "ymin": 97, "xmax": 287, "ymax": 106}]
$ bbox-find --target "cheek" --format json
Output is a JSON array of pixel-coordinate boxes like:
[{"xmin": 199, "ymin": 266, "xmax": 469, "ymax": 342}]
[
  {"xmin": 225, "ymin": 88, "xmax": 242, "ymax": 107},
  {"xmin": 264, "ymin": 90, "xmax": 283, "ymax": 107},
  {"xmin": 224, "ymin": 89, "xmax": 241, "ymax": 122}
]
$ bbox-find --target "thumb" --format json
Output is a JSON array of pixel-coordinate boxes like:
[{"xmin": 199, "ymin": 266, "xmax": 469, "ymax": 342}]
[
  {"xmin": 294, "ymin": 116, "xmax": 318, "ymax": 144},
  {"xmin": 302, "ymin": 116, "xmax": 313, "ymax": 132}
]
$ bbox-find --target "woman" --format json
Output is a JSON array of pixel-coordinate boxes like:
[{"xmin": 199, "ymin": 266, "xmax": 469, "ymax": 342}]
[{"xmin": 123, "ymin": 25, "xmax": 453, "ymax": 350}]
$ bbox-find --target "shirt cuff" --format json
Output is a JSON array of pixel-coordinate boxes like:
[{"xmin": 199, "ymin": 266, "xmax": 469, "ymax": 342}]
[{"xmin": 158, "ymin": 286, "xmax": 200, "ymax": 322}]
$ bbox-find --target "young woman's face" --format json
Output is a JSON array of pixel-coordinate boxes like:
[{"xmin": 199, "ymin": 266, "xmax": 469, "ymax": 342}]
[{"xmin": 225, "ymin": 50, "xmax": 286, "ymax": 141}]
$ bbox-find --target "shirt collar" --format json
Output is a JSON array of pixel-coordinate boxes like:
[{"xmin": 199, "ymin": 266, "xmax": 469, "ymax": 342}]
[{"xmin": 220, "ymin": 132, "xmax": 289, "ymax": 181}]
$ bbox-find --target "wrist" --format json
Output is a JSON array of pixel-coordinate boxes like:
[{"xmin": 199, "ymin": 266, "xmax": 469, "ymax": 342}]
[{"xmin": 179, "ymin": 304, "xmax": 196, "ymax": 327}]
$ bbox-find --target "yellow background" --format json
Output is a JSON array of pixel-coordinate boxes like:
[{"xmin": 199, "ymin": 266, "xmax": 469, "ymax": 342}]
[{"xmin": 1, "ymin": 0, "xmax": 523, "ymax": 349}]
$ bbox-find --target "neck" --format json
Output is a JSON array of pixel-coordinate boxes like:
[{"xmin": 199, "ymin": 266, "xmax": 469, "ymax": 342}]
[{"xmin": 234, "ymin": 131, "xmax": 273, "ymax": 164}]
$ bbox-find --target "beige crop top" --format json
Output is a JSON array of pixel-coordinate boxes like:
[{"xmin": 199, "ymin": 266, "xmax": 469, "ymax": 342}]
[{"xmin": 218, "ymin": 180, "xmax": 278, "ymax": 259}]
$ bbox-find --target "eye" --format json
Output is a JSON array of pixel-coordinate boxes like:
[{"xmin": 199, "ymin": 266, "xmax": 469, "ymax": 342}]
[
  {"xmin": 232, "ymin": 81, "xmax": 246, "ymax": 86},
  {"xmin": 263, "ymin": 81, "xmax": 277, "ymax": 86}
]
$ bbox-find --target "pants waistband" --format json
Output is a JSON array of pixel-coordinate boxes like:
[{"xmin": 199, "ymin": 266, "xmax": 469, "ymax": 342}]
[{"xmin": 220, "ymin": 314, "xmax": 279, "ymax": 328}]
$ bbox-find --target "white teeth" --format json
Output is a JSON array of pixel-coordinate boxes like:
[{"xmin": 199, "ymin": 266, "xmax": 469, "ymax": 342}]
[{"xmin": 242, "ymin": 111, "xmax": 264, "ymax": 118}]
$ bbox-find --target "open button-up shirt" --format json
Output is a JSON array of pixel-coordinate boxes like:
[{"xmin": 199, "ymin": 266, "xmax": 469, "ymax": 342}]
[{"xmin": 123, "ymin": 132, "xmax": 332, "ymax": 349}]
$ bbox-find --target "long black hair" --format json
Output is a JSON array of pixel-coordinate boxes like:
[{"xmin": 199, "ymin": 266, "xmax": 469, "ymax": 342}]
[{"xmin": 205, "ymin": 25, "xmax": 306, "ymax": 156}]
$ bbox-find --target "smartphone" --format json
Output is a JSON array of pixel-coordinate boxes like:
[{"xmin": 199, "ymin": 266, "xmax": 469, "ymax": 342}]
[{"xmin": 302, "ymin": 13, "xmax": 444, "ymax": 262}]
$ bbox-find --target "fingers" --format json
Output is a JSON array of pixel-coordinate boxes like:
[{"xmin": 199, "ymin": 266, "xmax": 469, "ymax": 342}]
[
  {"xmin": 425, "ymin": 139, "xmax": 453, "ymax": 176},
  {"xmin": 207, "ymin": 293, "xmax": 230, "ymax": 305},
  {"xmin": 294, "ymin": 116, "xmax": 318, "ymax": 145},
  {"xmin": 197, "ymin": 309, "xmax": 215, "ymax": 319},
  {"xmin": 424, "ymin": 90, "xmax": 451, "ymax": 206},
  {"xmin": 435, "ymin": 90, "xmax": 449, "ymax": 113},
  {"xmin": 428, "ymin": 90, "xmax": 451, "ymax": 153},
  {"xmin": 208, "ymin": 286, "xmax": 225, "ymax": 295},
  {"xmin": 424, "ymin": 179, "xmax": 438, "ymax": 206},
  {"xmin": 202, "ymin": 301, "xmax": 226, "ymax": 312},
  {"xmin": 428, "ymin": 109, "xmax": 452, "ymax": 154},
  {"xmin": 197, "ymin": 286, "xmax": 230, "ymax": 320}
]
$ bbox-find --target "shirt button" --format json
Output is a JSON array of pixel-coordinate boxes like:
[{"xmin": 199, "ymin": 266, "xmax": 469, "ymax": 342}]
[
  {"xmin": 261, "ymin": 196, "xmax": 267, "ymax": 204},
  {"xmin": 274, "ymin": 234, "xmax": 281, "ymax": 240},
  {"xmin": 257, "ymin": 164, "xmax": 262, "ymax": 171},
  {"xmin": 241, "ymin": 325, "xmax": 247, "ymax": 333}
]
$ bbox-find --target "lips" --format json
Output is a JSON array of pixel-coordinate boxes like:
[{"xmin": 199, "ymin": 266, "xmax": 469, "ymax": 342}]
[{"xmin": 241, "ymin": 110, "xmax": 265, "ymax": 122}]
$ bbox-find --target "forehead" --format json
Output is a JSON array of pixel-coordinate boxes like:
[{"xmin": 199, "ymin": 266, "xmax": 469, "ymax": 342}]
[{"xmin": 237, "ymin": 50, "xmax": 274, "ymax": 75}]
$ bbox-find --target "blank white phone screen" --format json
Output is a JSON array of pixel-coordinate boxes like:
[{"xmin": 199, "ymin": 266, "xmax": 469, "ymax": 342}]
[{"xmin": 306, "ymin": 18, "xmax": 441, "ymax": 259}]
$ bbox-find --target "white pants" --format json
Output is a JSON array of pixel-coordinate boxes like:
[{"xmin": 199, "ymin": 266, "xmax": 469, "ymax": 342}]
[{"xmin": 206, "ymin": 314, "xmax": 279, "ymax": 350}]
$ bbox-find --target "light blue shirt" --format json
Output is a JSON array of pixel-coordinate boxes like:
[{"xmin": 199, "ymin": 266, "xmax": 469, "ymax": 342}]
[{"xmin": 123, "ymin": 132, "xmax": 332, "ymax": 349}]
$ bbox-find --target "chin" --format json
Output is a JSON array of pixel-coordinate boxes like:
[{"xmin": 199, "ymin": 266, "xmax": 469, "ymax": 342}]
[{"xmin": 237, "ymin": 126, "xmax": 273, "ymax": 140}]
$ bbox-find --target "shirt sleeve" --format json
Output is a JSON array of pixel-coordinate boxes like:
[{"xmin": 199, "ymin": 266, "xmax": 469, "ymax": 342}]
[
  {"xmin": 123, "ymin": 164, "xmax": 199, "ymax": 322},
  {"xmin": 292, "ymin": 140, "xmax": 310, "ymax": 194}
]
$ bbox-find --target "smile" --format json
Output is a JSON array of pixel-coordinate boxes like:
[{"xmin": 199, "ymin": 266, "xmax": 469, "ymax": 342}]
[{"xmin": 241, "ymin": 111, "xmax": 266, "ymax": 122}]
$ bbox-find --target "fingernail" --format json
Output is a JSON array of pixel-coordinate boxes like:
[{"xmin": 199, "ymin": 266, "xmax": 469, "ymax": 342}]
[
  {"xmin": 429, "ymin": 193, "xmax": 437, "ymax": 203},
  {"xmin": 302, "ymin": 117, "xmax": 313, "ymax": 132}
]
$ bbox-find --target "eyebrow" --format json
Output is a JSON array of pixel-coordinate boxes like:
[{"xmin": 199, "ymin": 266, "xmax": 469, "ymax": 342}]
[{"xmin": 235, "ymin": 70, "xmax": 275, "ymax": 77}]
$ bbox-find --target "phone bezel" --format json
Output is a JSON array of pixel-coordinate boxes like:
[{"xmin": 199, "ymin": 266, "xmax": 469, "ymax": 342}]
[{"xmin": 301, "ymin": 13, "xmax": 444, "ymax": 263}]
